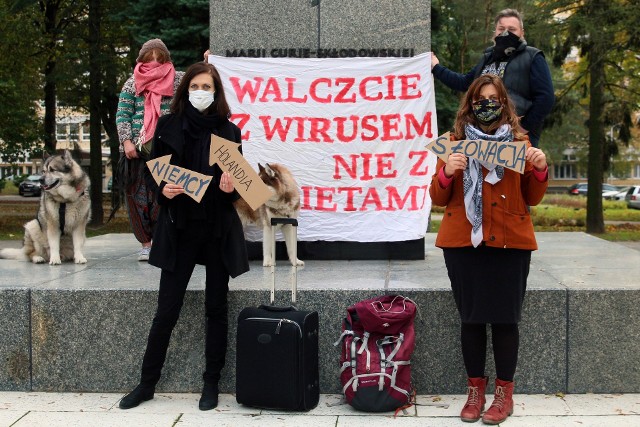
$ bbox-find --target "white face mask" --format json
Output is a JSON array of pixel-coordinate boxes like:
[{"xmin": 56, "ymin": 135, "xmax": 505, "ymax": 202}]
[{"xmin": 188, "ymin": 90, "xmax": 215, "ymax": 112}]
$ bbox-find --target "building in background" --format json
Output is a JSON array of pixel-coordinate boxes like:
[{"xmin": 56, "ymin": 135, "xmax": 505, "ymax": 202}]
[{"xmin": 0, "ymin": 106, "xmax": 113, "ymax": 191}]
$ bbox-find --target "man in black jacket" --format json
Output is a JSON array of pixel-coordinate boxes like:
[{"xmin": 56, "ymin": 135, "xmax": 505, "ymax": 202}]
[{"xmin": 431, "ymin": 9, "xmax": 554, "ymax": 147}]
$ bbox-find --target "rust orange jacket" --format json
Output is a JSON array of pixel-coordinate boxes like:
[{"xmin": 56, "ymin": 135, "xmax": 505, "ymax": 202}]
[{"xmin": 429, "ymin": 138, "xmax": 548, "ymax": 250}]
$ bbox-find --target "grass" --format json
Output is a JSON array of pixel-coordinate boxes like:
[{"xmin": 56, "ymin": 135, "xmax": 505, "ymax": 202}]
[
  {"xmin": 3, "ymin": 189, "xmax": 640, "ymax": 241},
  {"xmin": 0, "ymin": 180, "xmax": 19, "ymax": 196},
  {"xmin": 430, "ymin": 194, "xmax": 640, "ymax": 241},
  {"xmin": 0, "ymin": 188, "xmax": 131, "ymax": 240}
]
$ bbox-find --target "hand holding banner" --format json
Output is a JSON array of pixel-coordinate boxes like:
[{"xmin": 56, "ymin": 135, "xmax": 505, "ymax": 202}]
[
  {"xmin": 209, "ymin": 135, "xmax": 273, "ymax": 210},
  {"xmin": 426, "ymin": 132, "xmax": 527, "ymax": 174},
  {"xmin": 147, "ymin": 155, "xmax": 212, "ymax": 203}
]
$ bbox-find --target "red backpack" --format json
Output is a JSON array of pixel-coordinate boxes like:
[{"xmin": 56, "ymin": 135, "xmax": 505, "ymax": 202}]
[{"xmin": 334, "ymin": 295, "xmax": 417, "ymax": 412}]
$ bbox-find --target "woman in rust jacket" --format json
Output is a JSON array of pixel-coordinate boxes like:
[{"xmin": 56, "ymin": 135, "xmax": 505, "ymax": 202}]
[{"xmin": 429, "ymin": 74, "xmax": 548, "ymax": 425}]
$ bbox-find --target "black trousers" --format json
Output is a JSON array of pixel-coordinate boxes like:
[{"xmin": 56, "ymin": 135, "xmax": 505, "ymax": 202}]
[{"xmin": 139, "ymin": 222, "xmax": 229, "ymax": 387}]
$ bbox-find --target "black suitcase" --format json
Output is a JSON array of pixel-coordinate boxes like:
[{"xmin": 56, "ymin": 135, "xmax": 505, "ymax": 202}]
[{"xmin": 236, "ymin": 218, "xmax": 320, "ymax": 411}]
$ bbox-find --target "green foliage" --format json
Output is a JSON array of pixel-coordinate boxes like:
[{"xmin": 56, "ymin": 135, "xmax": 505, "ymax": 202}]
[
  {"xmin": 432, "ymin": 193, "xmax": 640, "ymax": 237},
  {"xmin": 528, "ymin": 0, "xmax": 640, "ymax": 158},
  {"xmin": 0, "ymin": 0, "xmax": 45, "ymax": 159},
  {"xmin": 0, "ymin": 179, "xmax": 6, "ymax": 193},
  {"xmin": 120, "ymin": 0, "xmax": 209, "ymax": 70},
  {"xmin": 531, "ymin": 196, "xmax": 640, "ymax": 227},
  {"xmin": 430, "ymin": 0, "xmax": 492, "ymax": 133}
]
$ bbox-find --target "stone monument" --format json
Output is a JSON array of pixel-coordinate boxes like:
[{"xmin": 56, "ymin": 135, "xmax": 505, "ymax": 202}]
[{"xmin": 209, "ymin": 0, "xmax": 431, "ymax": 259}]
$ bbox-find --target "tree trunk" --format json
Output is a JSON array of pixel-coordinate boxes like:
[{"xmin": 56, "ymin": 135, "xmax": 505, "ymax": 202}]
[
  {"xmin": 585, "ymin": 0, "xmax": 606, "ymax": 234},
  {"xmin": 43, "ymin": 61, "xmax": 57, "ymax": 154},
  {"xmin": 41, "ymin": 0, "xmax": 60, "ymax": 154},
  {"xmin": 88, "ymin": 0, "xmax": 103, "ymax": 225},
  {"xmin": 100, "ymin": 50, "xmax": 122, "ymax": 216}
]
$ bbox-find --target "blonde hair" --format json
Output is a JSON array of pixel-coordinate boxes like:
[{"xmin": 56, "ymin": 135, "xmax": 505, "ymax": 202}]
[{"xmin": 494, "ymin": 8, "xmax": 524, "ymax": 30}]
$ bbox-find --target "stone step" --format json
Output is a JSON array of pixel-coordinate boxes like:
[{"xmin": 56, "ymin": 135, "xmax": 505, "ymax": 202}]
[{"xmin": 1, "ymin": 233, "xmax": 639, "ymax": 394}]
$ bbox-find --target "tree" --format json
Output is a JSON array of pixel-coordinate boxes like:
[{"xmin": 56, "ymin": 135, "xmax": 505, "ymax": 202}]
[
  {"xmin": 120, "ymin": 0, "xmax": 209, "ymax": 70},
  {"xmin": 53, "ymin": 0, "xmax": 132, "ymax": 221},
  {"xmin": 88, "ymin": 0, "xmax": 103, "ymax": 224},
  {"xmin": 10, "ymin": 0, "xmax": 87, "ymax": 154},
  {"xmin": 0, "ymin": 0, "xmax": 45, "ymax": 162},
  {"xmin": 530, "ymin": 0, "xmax": 640, "ymax": 233}
]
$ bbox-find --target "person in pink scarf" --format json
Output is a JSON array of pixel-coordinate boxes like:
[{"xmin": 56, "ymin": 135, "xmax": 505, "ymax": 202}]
[{"xmin": 116, "ymin": 39, "xmax": 185, "ymax": 261}]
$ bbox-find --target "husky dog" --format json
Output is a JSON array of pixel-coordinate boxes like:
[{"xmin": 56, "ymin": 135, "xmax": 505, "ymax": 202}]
[
  {"xmin": 0, "ymin": 150, "xmax": 91, "ymax": 265},
  {"xmin": 234, "ymin": 163, "xmax": 304, "ymax": 267}
]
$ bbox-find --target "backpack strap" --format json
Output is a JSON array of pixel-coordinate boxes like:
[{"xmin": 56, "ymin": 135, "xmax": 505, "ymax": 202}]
[
  {"xmin": 377, "ymin": 333, "xmax": 405, "ymax": 390},
  {"xmin": 357, "ymin": 332, "xmax": 371, "ymax": 373},
  {"xmin": 350, "ymin": 337, "xmax": 360, "ymax": 391},
  {"xmin": 333, "ymin": 329, "xmax": 354, "ymax": 346},
  {"xmin": 386, "ymin": 333, "xmax": 404, "ymax": 362}
]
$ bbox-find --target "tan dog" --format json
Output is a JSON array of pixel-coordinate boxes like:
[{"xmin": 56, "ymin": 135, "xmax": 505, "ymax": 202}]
[
  {"xmin": 0, "ymin": 150, "xmax": 91, "ymax": 265},
  {"xmin": 234, "ymin": 163, "xmax": 304, "ymax": 267}
]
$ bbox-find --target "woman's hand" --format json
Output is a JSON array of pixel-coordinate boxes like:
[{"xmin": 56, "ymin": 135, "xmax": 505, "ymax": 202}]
[
  {"xmin": 526, "ymin": 147, "xmax": 547, "ymax": 171},
  {"xmin": 219, "ymin": 172, "xmax": 235, "ymax": 193},
  {"xmin": 123, "ymin": 140, "xmax": 138, "ymax": 159},
  {"xmin": 431, "ymin": 52, "xmax": 439, "ymax": 70},
  {"xmin": 162, "ymin": 184, "xmax": 185, "ymax": 199},
  {"xmin": 443, "ymin": 153, "xmax": 467, "ymax": 177}
]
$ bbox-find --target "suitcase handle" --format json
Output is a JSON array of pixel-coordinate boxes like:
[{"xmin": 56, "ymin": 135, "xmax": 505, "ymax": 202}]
[
  {"xmin": 270, "ymin": 218, "xmax": 298, "ymax": 304},
  {"xmin": 259, "ymin": 304, "xmax": 298, "ymax": 312},
  {"xmin": 271, "ymin": 218, "xmax": 298, "ymax": 226}
]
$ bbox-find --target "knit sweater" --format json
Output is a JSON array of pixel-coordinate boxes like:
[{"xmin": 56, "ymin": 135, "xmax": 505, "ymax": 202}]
[{"xmin": 115, "ymin": 71, "xmax": 185, "ymax": 151}]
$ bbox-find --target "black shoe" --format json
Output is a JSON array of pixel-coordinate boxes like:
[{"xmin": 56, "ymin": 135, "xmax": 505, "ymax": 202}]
[
  {"xmin": 199, "ymin": 383, "xmax": 219, "ymax": 411},
  {"xmin": 119, "ymin": 384, "xmax": 155, "ymax": 409}
]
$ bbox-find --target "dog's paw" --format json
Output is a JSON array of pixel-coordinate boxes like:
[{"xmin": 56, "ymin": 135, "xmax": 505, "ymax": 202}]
[
  {"xmin": 74, "ymin": 255, "xmax": 87, "ymax": 264},
  {"xmin": 32, "ymin": 256, "xmax": 46, "ymax": 264},
  {"xmin": 263, "ymin": 258, "xmax": 275, "ymax": 267},
  {"xmin": 49, "ymin": 256, "xmax": 62, "ymax": 265},
  {"xmin": 292, "ymin": 258, "xmax": 305, "ymax": 267}
]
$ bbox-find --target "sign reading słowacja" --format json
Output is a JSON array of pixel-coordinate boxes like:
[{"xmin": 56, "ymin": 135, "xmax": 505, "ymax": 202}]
[
  {"xmin": 209, "ymin": 53, "xmax": 437, "ymax": 242},
  {"xmin": 426, "ymin": 132, "xmax": 528, "ymax": 174}
]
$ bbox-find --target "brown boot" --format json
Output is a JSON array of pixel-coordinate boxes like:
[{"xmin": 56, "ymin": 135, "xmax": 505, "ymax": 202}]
[
  {"xmin": 460, "ymin": 376, "xmax": 488, "ymax": 422},
  {"xmin": 482, "ymin": 378, "xmax": 514, "ymax": 425}
]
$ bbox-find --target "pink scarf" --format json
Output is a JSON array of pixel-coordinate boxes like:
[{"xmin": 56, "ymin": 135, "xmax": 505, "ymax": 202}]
[{"xmin": 134, "ymin": 61, "xmax": 176, "ymax": 144}]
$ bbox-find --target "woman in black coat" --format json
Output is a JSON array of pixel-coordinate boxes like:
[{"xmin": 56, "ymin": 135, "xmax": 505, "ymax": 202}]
[{"xmin": 119, "ymin": 61, "xmax": 249, "ymax": 411}]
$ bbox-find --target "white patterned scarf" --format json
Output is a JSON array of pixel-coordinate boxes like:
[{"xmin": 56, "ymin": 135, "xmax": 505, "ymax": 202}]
[{"xmin": 462, "ymin": 124, "xmax": 513, "ymax": 247}]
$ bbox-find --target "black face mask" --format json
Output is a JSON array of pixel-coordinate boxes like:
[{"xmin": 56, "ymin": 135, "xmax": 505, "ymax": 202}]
[
  {"xmin": 472, "ymin": 99, "xmax": 503, "ymax": 125},
  {"xmin": 492, "ymin": 31, "xmax": 521, "ymax": 62}
]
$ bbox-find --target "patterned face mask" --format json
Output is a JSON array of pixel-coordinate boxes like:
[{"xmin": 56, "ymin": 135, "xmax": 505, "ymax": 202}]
[{"xmin": 472, "ymin": 99, "xmax": 503, "ymax": 125}]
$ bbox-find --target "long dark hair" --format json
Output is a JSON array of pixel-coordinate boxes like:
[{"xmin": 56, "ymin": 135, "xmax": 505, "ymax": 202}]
[
  {"xmin": 452, "ymin": 74, "xmax": 523, "ymax": 140},
  {"xmin": 171, "ymin": 62, "xmax": 231, "ymax": 118}
]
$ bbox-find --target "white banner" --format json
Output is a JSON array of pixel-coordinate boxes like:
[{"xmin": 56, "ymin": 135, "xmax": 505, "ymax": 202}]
[{"xmin": 210, "ymin": 53, "xmax": 437, "ymax": 242}]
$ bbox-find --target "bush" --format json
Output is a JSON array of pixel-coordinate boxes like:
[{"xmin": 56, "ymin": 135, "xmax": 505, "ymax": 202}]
[{"xmin": 0, "ymin": 179, "xmax": 5, "ymax": 193}]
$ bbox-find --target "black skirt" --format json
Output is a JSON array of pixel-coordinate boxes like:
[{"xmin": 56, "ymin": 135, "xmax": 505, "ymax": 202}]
[{"xmin": 443, "ymin": 245, "xmax": 531, "ymax": 324}]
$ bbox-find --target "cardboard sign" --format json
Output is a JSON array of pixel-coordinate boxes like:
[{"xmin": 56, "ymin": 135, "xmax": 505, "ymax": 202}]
[
  {"xmin": 426, "ymin": 132, "xmax": 527, "ymax": 174},
  {"xmin": 147, "ymin": 155, "xmax": 212, "ymax": 203},
  {"xmin": 209, "ymin": 135, "xmax": 272, "ymax": 211}
]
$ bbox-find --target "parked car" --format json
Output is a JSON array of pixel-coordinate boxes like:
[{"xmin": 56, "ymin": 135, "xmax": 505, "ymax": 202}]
[
  {"xmin": 625, "ymin": 185, "xmax": 640, "ymax": 209},
  {"xmin": 18, "ymin": 174, "xmax": 42, "ymax": 197},
  {"xmin": 607, "ymin": 186, "xmax": 631, "ymax": 201},
  {"xmin": 568, "ymin": 182, "xmax": 619, "ymax": 198}
]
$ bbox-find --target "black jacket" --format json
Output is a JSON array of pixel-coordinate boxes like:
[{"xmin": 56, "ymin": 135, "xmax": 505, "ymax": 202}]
[
  {"xmin": 144, "ymin": 113, "xmax": 249, "ymax": 278},
  {"xmin": 432, "ymin": 41, "xmax": 555, "ymax": 140}
]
